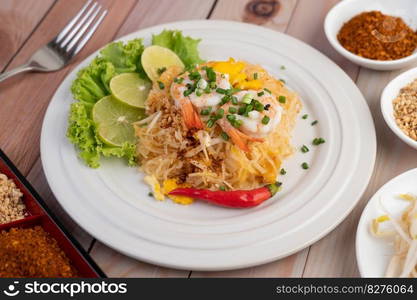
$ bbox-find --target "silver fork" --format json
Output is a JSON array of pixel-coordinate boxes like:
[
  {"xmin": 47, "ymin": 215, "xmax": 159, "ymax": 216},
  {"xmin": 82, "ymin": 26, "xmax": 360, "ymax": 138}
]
[{"xmin": 0, "ymin": 0, "xmax": 107, "ymax": 83}]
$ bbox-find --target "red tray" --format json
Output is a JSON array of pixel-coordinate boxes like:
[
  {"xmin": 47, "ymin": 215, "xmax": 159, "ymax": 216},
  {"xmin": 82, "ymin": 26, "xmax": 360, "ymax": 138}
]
[{"xmin": 0, "ymin": 149, "xmax": 105, "ymax": 278}]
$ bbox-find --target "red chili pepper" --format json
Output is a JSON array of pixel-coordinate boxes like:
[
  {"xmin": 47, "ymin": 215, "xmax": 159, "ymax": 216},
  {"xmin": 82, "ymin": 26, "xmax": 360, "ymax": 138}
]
[{"xmin": 168, "ymin": 182, "xmax": 282, "ymax": 208}]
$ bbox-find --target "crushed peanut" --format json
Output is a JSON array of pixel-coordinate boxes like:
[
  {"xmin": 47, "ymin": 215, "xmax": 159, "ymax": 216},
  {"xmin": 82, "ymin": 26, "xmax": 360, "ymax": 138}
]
[
  {"xmin": 393, "ymin": 79, "xmax": 417, "ymax": 141},
  {"xmin": 0, "ymin": 173, "xmax": 27, "ymax": 224}
]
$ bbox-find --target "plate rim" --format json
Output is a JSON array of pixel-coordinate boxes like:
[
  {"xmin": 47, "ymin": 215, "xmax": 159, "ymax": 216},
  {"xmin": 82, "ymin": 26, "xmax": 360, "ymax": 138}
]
[{"xmin": 41, "ymin": 20, "xmax": 377, "ymax": 271}]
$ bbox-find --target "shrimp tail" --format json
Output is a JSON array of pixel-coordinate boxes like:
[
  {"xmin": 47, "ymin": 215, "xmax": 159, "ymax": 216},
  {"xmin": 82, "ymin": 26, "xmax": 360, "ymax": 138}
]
[
  {"xmin": 180, "ymin": 98, "xmax": 204, "ymax": 129},
  {"xmin": 220, "ymin": 120, "xmax": 264, "ymax": 152}
]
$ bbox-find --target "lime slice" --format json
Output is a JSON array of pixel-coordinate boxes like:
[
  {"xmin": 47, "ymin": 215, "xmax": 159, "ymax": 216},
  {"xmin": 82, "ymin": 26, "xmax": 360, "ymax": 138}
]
[
  {"xmin": 110, "ymin": 73, "xmax": 151, "ymax": 108},
  {"xmin": 92, "ymin": 95, "xmax": 144, "ymax": 147},
  {"xmin": 141, "ymin": 45, "xmax": 185, "ymax": 82}
]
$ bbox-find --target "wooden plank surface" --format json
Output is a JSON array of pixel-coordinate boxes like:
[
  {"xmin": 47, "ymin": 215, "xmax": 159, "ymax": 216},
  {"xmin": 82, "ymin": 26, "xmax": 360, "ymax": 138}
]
[
  {"xmin": 0, "ymin": 0, "xmax": 55, "ymax": 71},
  {"xmin": 2, "ymin": 0, "xmax": 417, "ymax": 278}
]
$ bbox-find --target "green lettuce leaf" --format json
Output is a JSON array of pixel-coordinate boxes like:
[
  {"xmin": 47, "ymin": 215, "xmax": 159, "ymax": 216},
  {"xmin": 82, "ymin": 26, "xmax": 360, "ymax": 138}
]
[
  {"xmin": 71, "ymin": 39, "xmax": 145, "ymax": 103},
  {"xmin": 152, "ymin": 30, "xmax": 204, "ymax": 68},
  {"xmin": 67, "ymin": 102, "xmax": 136, "ymax": 168},
  {"xmin": 100, "ymin": 39, "xmax": 144, "ymax": 73},
  {"xmin": 68, "ymin": 39, "xmax": 145, "ymax": 168}
]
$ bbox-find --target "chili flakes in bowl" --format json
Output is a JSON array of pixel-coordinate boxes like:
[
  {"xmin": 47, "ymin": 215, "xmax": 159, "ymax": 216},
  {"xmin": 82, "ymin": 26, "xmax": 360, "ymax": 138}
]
[{"xmin": 337, "ymin": 11, "xmax": 417, "ymax": 61}]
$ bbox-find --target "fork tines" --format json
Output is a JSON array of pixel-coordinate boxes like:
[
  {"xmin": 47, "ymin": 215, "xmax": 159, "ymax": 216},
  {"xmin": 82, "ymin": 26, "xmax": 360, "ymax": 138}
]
[{"xmin": 51, "ymin": 0, "xmax": 107, "ymax": 56}]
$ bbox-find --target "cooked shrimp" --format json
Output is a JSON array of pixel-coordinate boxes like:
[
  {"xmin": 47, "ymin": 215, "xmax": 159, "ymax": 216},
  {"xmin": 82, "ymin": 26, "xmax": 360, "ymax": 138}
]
[
  {"xmin": 170, "ymin": 80, "xmax": 203, "ymax": 129},
  {"xmin": 232, "ymin": 90, "xmax": 283, "ymax": 138},
  {"xmin": 218, "ymin": 117, "xmax": 263, "ymax": 152},
  {"xmin": 217, "ymin": 90, "xmax": 282, "ymax": 151},
  {"xmin": 170, "ymin": 69, "xmax": 231, "ymax": 129}
]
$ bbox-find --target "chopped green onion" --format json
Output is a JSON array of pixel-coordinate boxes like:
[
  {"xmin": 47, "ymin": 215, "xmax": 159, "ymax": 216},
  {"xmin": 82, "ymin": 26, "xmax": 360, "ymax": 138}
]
[
  {"xmin": 302, "ymin": 114, "xmax": 308, "ymax": 119},
  {"xmin": 244, "ymin": 104, "xmax": 254, "ymax": 116},
  {"xmin": 242, "ymin": 93, "xmax": 253, "ymax": 104},
  {"xmin": 279, "ymin": 78, "xmax": 286, "ymax": 84},
  {"xmin": 301, "ymin": 162, "xmax": 309, "ymax": 170},
  {"xmin": 226, "ymin": 114, "xmax": 236, "ymax": 122},
  {"xmin": 195, "ymin": 89, "xmax": 203, "ymax": 96},
  {"xmin": 233, "ymin": 119, "xmax": 243, "ymax": 128},
  {"xmin": 280, "ymin": 168, "xmax": 286, "ymax": 175},
  {"xmin": 221, "ymin": 132, "xmax": 229, "ymax": 141},
  {"xmin": 228, "ymin": 106, "xmax": 237, "ymax": 114},
  {"xmin": 210, "ymin": 82, "xmax": 217, "ymax": 89},
  {"xmin": 183, "ymin": 89, "xmax": 193, "ymax": 97},
  {"xmin": 216, "ymin": 88, "xmax": 228, "ymax": 94},
  {"xmin": 173, "ymin": 77, "xmax": 184, "ymax": 84},
  {"xmin": 257, "ymin": 91, "xmax": 264, "ymax": 97},
  {"xmin": 278, "ymin": 95, "xmax": 286, "ymax": 103},
  {"xmin": 312, "ymin": 137, "xmax": 326, "ymax": 145},
  {"xmin": 280, "ymin": 65, "xmax": 286, "ymax": 70},
  {"xmin": 231, "ymin": 96, "xmax": 239, "ymax": 105},
  {"xmin": 311, "ymin": 120, "xmax": 318, "ymax": 126},
  {"xmin": 204, "ymin": 66, "xmax": 216, "ymax": 82},
  {"xmin": 189, "ymin": 71, "xmax": 201, "ymax": 80},
  {"xmin": 219, "ymin": 186, "xmax": 226, "ymax": 191},
  {"xmin": 201, "ymin": 108, "xmax": 211, "ymax": 115},
  {"xmin": 264, "ymin": 88, "xmax": 271, "ymax": 94},
  {"xmin": 254, "ymin": 100, "xmax": 264, "ymax": 112},
  {"xmin": 204, "ymin": 86, "xmax": 211, "ymax": 94},
  {"xmin": 238, "ymin": 106, "xmax": 246, "ymax": 115},
  {"xmin": 262, "ymin": 115, "xmax": 270, "ymax": 125},
  {"xmin": 157, "ymin": 67, "xmax": 167, "ymax": 75},
  {"xmin": 157, "ymin": 81, "xmax": 165, "ymax": 89},
  {"xmin": 220, "ymin": 95, "xmax": 231, "ymax": 105},
  {"xmin": 301, "ymin": 145, "xmax": 309, "ymax": 153},
  {"xmin": 254, "ymin": 73, "xmax": 258, "ymax": 79},
  {"xmin": 207, "ymin": 119, "xmax": 215, "ymax": 128}
]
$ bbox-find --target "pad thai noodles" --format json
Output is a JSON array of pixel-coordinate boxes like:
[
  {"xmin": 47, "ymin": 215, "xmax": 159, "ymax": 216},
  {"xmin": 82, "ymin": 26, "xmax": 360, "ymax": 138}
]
[{"xmin": 135, "ymin": 58, "xmax": 302, "ymax": 205}]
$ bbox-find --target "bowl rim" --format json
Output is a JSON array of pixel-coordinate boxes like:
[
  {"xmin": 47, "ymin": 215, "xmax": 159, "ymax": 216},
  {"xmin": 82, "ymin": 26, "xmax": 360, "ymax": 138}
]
[
  {"xmin": 380, "ymin": 67, "xmax": 417, "ymax": 149},
  {"xmin": 324, "ymin": 0, "xmax": 417, "ymax": 66}
]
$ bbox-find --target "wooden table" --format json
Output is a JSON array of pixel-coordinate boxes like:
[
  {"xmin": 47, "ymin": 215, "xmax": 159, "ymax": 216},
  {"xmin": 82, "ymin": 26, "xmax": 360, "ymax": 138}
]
[{"xmin": 1, "ymin": 0, "xmax": 416, "ymax": 278}]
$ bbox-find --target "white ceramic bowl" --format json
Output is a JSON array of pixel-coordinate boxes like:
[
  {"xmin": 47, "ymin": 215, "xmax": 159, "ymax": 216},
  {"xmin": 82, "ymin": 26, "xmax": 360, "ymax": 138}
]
[
  {"xmin": 324, "ymin": 0, "xmax": 417, "ymax": 71},
  {"xmin": 381, "ymin": 67, "xmax": 417, "ymax": 150}
]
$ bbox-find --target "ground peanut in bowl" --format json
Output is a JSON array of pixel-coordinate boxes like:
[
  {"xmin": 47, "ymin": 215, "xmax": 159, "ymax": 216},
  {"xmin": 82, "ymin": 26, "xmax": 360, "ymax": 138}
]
[{"xmin": 393, "ymin": 79, "xmax": 417, "ymax": 141}]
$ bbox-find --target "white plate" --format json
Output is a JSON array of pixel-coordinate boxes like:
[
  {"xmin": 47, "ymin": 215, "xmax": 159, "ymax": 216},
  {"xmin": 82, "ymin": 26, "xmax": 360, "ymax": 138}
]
[
  {"xmin": 356, "ymin": 168, "xmax": 417, "ymax": 277},
  {"xmin": 41, "ymin": 20, "xmax": 376, "ymax": 271}
]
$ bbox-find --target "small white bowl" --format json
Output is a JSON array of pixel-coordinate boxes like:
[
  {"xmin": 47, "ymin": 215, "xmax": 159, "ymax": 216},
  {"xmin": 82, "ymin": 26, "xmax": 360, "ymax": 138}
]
[
  {"xmin": 381, "ymin": 67, "xmax": 417, "ymax": 150},
  {"xmin": 324, "ymin": 0, "xmax": 417, "ymax": 71}
]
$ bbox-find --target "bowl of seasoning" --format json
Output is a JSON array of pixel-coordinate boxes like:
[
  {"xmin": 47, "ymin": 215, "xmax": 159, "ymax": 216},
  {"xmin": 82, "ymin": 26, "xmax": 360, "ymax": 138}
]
[
  {"xmin": 381, "ymin": 67, "xmax": 417, "ymax": 149},
  {"xmin": 324, "ymin": 0, "xmax": 417, "ymax": 70}
]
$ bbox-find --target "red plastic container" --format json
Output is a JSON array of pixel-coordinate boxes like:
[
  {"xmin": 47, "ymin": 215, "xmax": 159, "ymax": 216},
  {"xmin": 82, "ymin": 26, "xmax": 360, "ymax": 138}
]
[{"xmin": 0, "ymin": 149, "xmax": 105, "ymax": 278}]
